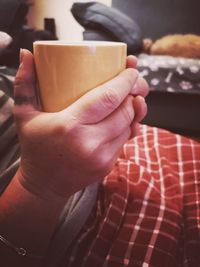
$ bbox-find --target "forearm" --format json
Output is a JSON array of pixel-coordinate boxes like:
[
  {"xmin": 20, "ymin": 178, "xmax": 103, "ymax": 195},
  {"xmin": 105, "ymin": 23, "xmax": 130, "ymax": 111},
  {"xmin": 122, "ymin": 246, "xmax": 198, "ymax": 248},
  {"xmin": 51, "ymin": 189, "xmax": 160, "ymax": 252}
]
[{"xmin": 0, "ymin": 170, "xmax": 68, "ymax": 267}]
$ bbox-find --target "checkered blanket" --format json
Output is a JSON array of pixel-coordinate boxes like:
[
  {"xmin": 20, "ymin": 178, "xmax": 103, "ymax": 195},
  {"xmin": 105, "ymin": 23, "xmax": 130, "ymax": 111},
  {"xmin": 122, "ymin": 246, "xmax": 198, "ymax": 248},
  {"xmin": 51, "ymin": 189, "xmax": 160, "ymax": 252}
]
[{"xmin": 63, "ymin": 125, "xmax": 200, "ymax": 267}]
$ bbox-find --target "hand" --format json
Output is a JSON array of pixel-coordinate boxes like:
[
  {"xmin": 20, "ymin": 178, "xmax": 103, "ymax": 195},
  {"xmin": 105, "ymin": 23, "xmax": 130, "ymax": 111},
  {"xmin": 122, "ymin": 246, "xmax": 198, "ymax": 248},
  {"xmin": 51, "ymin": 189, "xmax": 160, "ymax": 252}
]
[{"xmin": 13, "ymin": 49, "xmax": 149, "ymax": 200}]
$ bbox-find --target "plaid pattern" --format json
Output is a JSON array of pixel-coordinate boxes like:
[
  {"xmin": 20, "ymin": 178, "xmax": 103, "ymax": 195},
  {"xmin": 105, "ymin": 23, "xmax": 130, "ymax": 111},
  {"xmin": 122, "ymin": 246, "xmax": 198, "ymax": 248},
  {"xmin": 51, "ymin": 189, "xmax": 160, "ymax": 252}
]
[{"xmin": 63, "ymin": 125, "xmax": 200, "ymax": 267}]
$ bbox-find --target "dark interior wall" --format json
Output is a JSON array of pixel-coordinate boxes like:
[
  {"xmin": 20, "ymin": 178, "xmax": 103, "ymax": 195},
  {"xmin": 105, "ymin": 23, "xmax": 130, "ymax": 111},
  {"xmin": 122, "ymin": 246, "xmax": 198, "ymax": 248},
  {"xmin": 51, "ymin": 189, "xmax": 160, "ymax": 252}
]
[
  {"xmin": 112, "ymin": 0, "xmax": 200, "ymax": 40},
  {"xmin": 0, "ymin": 0, "xmax": 28, "ymax": 36}
]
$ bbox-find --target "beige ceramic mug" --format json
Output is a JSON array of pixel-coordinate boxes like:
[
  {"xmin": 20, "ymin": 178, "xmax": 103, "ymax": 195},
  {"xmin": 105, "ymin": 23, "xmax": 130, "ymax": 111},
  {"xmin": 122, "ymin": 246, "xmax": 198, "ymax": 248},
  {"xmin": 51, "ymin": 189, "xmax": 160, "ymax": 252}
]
[{"xmin": 33, "ymin": 41, "xmax": 127, "ymax": 112}]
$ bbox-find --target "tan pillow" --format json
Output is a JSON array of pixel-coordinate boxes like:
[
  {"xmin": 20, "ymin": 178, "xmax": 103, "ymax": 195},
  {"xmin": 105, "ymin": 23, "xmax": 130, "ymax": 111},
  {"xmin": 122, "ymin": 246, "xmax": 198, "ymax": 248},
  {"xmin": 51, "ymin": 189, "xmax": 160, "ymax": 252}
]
[{"xmin": 149, "ymin": 34, "xmax": 200, "ymax": 58}]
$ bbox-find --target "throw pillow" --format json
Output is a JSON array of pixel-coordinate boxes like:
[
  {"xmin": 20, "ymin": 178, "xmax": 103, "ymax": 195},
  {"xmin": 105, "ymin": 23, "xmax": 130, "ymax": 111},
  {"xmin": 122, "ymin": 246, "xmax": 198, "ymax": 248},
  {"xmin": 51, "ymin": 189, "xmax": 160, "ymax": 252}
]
[{"xmin": 71, "ymin": 2, "xmax": 143, "ymax": 54}]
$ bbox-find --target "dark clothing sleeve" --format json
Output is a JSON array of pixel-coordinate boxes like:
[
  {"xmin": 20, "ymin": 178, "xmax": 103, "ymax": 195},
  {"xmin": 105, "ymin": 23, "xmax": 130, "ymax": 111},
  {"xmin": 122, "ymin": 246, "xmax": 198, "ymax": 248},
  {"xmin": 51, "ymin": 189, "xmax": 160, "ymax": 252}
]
[{"xmin": 0, "ymin": 89, "xmax": 20, "ymax": 193}]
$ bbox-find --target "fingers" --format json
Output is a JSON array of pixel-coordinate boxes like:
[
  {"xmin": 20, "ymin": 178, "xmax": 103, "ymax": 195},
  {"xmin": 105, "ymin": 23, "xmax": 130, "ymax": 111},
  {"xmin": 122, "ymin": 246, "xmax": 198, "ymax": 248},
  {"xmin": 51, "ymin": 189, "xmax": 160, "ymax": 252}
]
[
  {"xmin": 126, "ymin": 55, "xmax": 149, "ymax": 138},
  {"xmin": 128, "ymin": 96, "xmax": 147, "ymax": 138},
  {"xmin": 126, "ymin": 55, "xmax": 149, "ymax": 97},
  {"xmin": 133, "ymin": 76, "xmax": 149, "ymax": 97},
  {"xmin": 68, "ymin": 68, "xmax": 139, "ymax": 124},
  {"xmin": 94, "ymin": 95, "xmax": 135, "ymax": 142},
  {"xmin": 95, "ymin": 95, "xmax": 147, "ymax": 143},
  {"xmin": 126, "ymin": 55, "xmax": 138, "ymax": 69},
  {"xmin": 96, "ymin": 127, "xmax": 131, "ymax": 174},
  {"xmin": 132, "ymin": 96, "xmax": 147, "ymax": 122},
  {"xmin": 14, "ymin": 49, "xmax": 39, "ymax": 123},
  {"xmin": 130, "ymin": 122, "xmax": 140, "ymax": 138}
]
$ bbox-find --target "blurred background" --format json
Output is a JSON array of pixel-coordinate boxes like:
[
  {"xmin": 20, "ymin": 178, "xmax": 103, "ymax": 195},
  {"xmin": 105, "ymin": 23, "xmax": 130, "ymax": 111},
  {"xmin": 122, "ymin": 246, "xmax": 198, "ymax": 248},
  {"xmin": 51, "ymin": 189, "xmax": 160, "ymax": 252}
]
[{"xmin": 27, "ymin": 0, "xmax": 111, "ymax": 41}]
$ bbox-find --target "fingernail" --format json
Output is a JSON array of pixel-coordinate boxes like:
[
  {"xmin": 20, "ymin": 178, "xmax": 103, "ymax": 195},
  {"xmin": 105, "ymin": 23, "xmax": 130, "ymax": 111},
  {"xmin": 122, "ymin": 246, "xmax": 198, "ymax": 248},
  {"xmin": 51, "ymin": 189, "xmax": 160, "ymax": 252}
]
[{"xmin": 20, "ymin": 49, "xmax": 24, "ymax": 64}]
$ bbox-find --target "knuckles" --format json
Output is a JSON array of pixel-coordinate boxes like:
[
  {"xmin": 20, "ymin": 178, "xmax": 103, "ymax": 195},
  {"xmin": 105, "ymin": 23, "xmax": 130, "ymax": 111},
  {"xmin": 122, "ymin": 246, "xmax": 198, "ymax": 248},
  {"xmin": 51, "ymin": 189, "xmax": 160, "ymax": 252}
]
[
  {"xmin": 100, "ymin": 68, "xmax": 139, "ymax": 112},
  {"xmin": 101, "ymin": 87, "xmax": 121, "ymax": 111},
  {"xmin": 124, "ymin": 68, "xmax": 139, "ymax": 86},
  {"xmin": 132, "ymin": 76, "xmax": 150, "ymax": 97},
  {"xmin": 123, "ymin": 69, "xmax": 149, "ymax": 98},
  {"xmin": 125, "ymin": 68, "xmax": 139, "ymax": 77}
]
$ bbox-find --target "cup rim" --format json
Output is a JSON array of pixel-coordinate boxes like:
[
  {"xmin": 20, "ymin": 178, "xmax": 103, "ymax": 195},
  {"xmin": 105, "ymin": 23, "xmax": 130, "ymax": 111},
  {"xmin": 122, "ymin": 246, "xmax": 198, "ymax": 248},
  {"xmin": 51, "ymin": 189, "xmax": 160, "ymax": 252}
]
[{"xmin": 33, "ymin": 40, "xmax": 126, "ymax": 47}]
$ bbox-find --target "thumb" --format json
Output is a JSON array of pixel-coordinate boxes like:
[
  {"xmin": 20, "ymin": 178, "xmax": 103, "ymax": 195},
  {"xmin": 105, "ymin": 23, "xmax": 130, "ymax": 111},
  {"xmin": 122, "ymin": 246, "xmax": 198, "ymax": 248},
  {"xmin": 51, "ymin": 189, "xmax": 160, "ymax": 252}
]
[{"xmin": 14, "ymin": 49, "xmax": 39, "ymax": 123}]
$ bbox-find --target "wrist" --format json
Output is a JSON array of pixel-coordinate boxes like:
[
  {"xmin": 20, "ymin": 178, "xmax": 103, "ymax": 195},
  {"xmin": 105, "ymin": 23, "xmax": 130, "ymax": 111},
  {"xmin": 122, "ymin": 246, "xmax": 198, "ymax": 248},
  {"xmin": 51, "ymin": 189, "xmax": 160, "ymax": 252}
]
[
  {"xmin": 16, "ymin": 167, "xmax": 69, "ymax": 205},
  {"xmin": 0, "ymin": 168, "xmax": 68, "ymax": 260}
]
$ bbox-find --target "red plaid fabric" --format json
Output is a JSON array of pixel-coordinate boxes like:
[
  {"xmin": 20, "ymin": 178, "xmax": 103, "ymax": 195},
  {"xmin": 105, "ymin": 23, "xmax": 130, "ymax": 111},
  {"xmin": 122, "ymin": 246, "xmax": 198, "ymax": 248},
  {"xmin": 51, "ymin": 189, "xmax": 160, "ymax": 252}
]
[{"xmin": 63, "ymin": 125, "xmax": 200, "ymax": 267}]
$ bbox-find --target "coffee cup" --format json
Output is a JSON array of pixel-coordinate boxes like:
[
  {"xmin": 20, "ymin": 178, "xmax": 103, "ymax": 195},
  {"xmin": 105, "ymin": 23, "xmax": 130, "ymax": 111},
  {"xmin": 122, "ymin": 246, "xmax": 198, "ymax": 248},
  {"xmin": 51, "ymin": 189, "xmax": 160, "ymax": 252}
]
[{"xmin": 33, "ymin": 41, "xmax": 127, "ymax": 112}]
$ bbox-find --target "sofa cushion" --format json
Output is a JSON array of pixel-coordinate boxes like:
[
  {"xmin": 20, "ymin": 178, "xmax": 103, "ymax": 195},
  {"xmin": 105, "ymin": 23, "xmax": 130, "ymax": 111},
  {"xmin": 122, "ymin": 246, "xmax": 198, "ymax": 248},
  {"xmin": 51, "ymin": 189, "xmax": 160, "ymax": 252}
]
[{"xmin": 71, "ymin": 2, "xmax": 143, "ymax": 54}]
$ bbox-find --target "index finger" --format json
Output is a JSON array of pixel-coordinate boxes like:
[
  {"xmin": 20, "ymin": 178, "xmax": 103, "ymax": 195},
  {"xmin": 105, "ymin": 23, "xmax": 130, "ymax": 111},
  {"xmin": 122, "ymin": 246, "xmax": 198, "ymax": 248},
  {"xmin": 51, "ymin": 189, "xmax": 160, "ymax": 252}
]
[
  {"xmin": 66, "ymin": 68, "xmax": 139, "ymax": 124},
  {"xmin": 126, "ymin": 55, "xmax": 138, "ymax": 69}
]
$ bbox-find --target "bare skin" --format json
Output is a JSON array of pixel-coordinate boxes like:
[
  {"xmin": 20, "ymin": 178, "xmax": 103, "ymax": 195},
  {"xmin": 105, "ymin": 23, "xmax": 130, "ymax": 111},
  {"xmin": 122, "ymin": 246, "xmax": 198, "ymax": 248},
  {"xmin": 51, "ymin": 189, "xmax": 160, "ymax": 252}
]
[{"xmin": 0, "ymin": 49, "xmax": 149, "ymax": 266}]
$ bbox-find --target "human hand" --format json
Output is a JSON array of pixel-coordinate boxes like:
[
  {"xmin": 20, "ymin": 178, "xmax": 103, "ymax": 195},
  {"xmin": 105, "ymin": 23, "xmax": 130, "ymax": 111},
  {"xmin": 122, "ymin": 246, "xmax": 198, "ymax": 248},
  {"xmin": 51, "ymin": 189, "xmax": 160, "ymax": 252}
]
[{"xmin": 13, "ymin": 49, "xmax": 148, "ymax": 201}]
